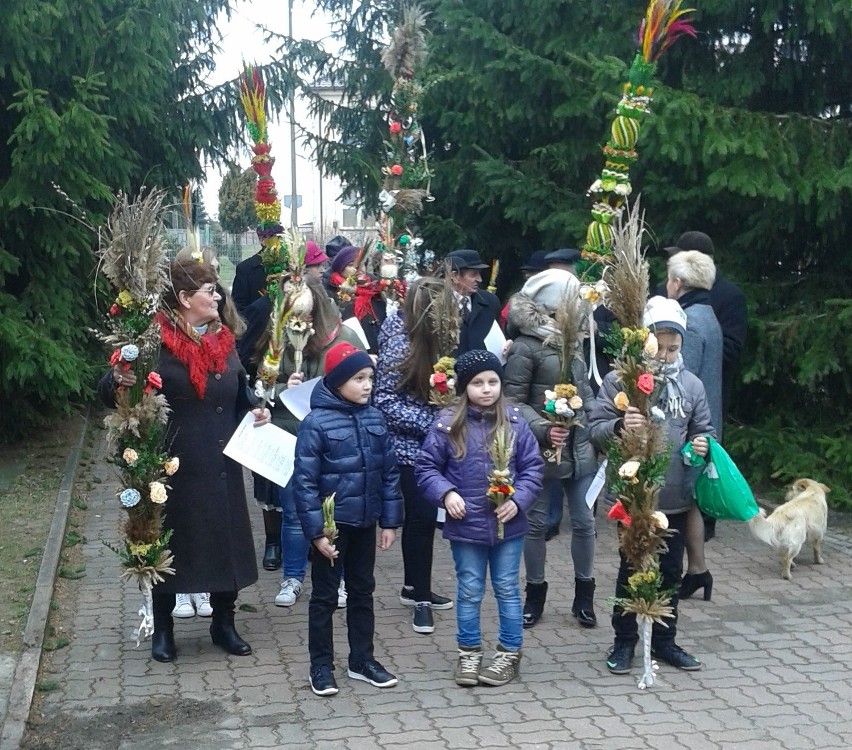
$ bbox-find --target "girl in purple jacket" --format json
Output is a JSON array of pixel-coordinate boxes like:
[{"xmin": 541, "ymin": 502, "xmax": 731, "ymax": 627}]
[{"xmin": 416, "ymin": 350, "xmax": 544, "ymax": 687}]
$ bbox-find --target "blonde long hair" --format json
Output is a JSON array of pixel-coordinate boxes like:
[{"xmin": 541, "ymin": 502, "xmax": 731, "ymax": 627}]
[{"xmin": 447, "ymin": 389, "xmax": 511, "ymax": 461}]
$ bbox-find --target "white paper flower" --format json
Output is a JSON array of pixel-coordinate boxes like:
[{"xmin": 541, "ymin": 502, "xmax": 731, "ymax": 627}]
[
  {"xmin": 380, "ymin": 263, "xmax": 399, "ymax": 279},
  {"xmin": 544, "ymin": 389, "xmax": 557, "ymax": 401},
  {"xmin": 651, "ymin": 511, "xmax": 669, "ymax": 530},
  {"xmin": 618, "ymin": 460, "xmax": 641, "ymax": 480},
  {"xmin": 587, "ymin": 179, "xmax": 603, "ymax": 194},
  {"xmin": 614, "ymin": 182, "xmax": 633, "ymax": 196},
  {"xmin": 164, "ymin": 457, "xmax": 180, "ymax": 476},
  {"xmin": 149, "ymin": 481, "xmax": 168, "ymax": 504},
  {"xmin": 555, "ymin": 400, "xmax": 573, "ymax": 417},
  {"xmin": 120, "ymin": 344, "xmax": 139, "ymax": 362},
  {"xmin": 651, "ymin": 406, "xmax": 666, "ymax": 423},
  {"xmin": 122, "ymin": 448, "xmax": 139, "ymax": 466},
  {"xmin": 569, "ymin": 395, "xmax": 583, "ymax": 410},
  {"xmin": 644, "ymin": 332, "xmax": 659, "ymax": 357},
  {"xmin": 290, "ymin": 287, "xmax": 314, "ymax": 316}
]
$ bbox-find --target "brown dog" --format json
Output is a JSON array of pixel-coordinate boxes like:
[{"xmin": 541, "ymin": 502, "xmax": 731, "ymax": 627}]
[{"xmin": 748, "ymin": 478, "xmax": 829, "ymax": 580}]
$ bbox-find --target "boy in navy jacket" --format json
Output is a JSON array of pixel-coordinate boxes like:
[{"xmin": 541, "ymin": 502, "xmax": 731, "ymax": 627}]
[{"xmin": 294, "ymin": 343, "xmax": 403, "ymax": 697}]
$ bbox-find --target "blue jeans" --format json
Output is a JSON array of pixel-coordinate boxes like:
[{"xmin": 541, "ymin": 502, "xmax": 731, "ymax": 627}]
[
  {"xmin": 451, "ymin": 537, "xmax": 524, "ymax": 651},
  {"xmin": 278, "ymin": 481, "xmax": 309, "ymax": 581}
]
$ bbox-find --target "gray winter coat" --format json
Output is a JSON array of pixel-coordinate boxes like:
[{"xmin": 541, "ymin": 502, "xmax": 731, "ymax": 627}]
[
  {"xmin": 589, "ymin": 370, "xmax": 715, "ymax": 515},
  {"xmin": 504, "ymin": 293, "xmax": 598, "ymax": 480}
]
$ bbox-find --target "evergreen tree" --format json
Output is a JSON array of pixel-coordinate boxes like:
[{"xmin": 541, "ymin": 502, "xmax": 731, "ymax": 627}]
[
  {"xmin": 0, "ymin": 1, "xmax": 291, "ymax": 438},
  {"xmin": 217, "ymin": 166, "xmax": 258, "ymax": 235},
  {"xmin": 294, "ymin": 0, "xmax": 852, "ymax": 503}
]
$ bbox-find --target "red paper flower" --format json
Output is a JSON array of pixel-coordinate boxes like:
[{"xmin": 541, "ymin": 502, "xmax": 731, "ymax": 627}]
[
  {"xmin": 432, "ymin": 372, "xmax": 448, "ymax": 393},
  {"xmin": 109, "ymin": 304, "xmax": 121, "ymax": 317},
  {"xmin": 253, "ymin": 160, "xmax": 274, "ymax": 178},
  {"xmin": 608, "ymin": 501, "xmax": 631, "ymax": 525},
  {"xmin": 252, "ymin": 143, "xmax": 271, "ymax": 156},
  {"xmin": 389, "ymin": 121, "xmax": 401, "ymax": 134},
  {"xmin": 146, "ymin": 372, "xmax": 163, "ymax": 390},
  {"xmin": 390, "ymin": 164, "xmax": 403, "ymax": 176},
  {"xmin": 256, "ymin": 177, "xmax": 277, "ymax": 203},
  {"xmin": 636, "ymin": 372, "xmax": 655, "ymax": 394},
  {"xmin": 109, "ymin": 349, "xmax": 121, "ymax": 366}
]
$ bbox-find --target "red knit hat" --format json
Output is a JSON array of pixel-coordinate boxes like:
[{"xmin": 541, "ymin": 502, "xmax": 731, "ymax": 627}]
[{"xmin": 324, "ymin": 342, "xmax": 374, "ymax": 390}]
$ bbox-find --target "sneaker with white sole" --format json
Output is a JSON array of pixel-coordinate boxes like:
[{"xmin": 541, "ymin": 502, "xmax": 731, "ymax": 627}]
[
  {"xmin": 172, "ymin": 593, "xmax": 195, "ymax": 618},
  {"xmin": 191, "ymin": 592, "xmax": 213, "ymax": 617},
  {"xmin": 309, "ymin": 665, "xmax": 339, "ymax": 697},
  {"xmin": 399, "ymin": 586, "xmax": 453, "ymax": 610},
  {"xmin": 412, "ymin": 602, "xmax": 434, "ymax": 634},
  {"xmin": 275, "ymin": 578, "xmax": 303, "ymax": 607},
  {"xmin": 478, "ymin": 645, "xmax": 522, "ymax": 686},
  {"xmin": 347, "ymin": 659, "xmax": 398, "ymax": 688},
  {"xmin": 454, "ymin": 646, "xmax": 483, "ymax": 687},
  {"xmin": 337, "ymin": 581, "xmax": 348, "ymax": 609}
]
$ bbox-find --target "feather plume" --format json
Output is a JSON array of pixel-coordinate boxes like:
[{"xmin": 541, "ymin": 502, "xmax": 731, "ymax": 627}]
[
  {"xmin": 639, "ymin": 0, "xmax": 696, "ymax": 62},
  {"xmin": 604, "ymin": 198, "xmax": 649, "ymax": 330},
  {"xmin": 381, "ymin": 3, "xmax": 430, "ymax": 78}
]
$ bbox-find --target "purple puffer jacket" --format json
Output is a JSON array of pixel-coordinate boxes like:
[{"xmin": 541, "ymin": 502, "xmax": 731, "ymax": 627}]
[{"xmin": 415, "ymin": 404, "xmax": 544, "ymax": 546}]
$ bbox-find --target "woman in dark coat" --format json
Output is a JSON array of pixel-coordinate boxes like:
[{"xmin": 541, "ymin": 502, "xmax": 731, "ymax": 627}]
[{"xmin": 101, "ymin": 259, "xmax": 269, "ymax": 663}]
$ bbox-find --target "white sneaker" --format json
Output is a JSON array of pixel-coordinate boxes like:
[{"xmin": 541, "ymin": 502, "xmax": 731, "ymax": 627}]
[
  {"xmin": 337, "ymin": 581, "xmax": 348, "ymax": 609},
  {"xmin": 192, "ymin": 592, "xmax": 213, "ymax": 617},
  {"xmin": 275, "ymin": 578, "xmax": 303, "ymax": 607},
  {"xmin": 172, "ymin": 593, "xmax": 195, "ymax": 618}
]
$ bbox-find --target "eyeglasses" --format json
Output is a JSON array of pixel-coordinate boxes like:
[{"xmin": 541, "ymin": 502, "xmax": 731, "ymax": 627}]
[{"xmin": 195, "ymin": 286, "xmax": 218, "ymax": 297}]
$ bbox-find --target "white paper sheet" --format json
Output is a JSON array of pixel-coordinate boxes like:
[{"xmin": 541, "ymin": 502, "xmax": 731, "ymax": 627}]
[
  {"xmin": 342, "ymin": 316, "xmax": 371, "ymax": 350},
  {"xmin": 278, "ymin": 376, "xmax": 321, "ymax": 421},
  {"xmin": 484, "ymin": 320, "xmax": 508, "ymax": 363},
  {"xmin": 586, "ymin": 459, "xmax": 608, "ymax": 509},
  {"xmin": 223, "ymin": 412, "xmax": 299, "ymax": 487}
]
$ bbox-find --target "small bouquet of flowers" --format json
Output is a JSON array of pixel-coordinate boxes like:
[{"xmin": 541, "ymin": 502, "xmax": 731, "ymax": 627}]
[
  {"xmin": 429, "ymin": 356, "xmax": 457, "ymax": 407},
  {"xmin": 486, "ymin": 427, "xmax": 516, "ymax": 539},
  {"xmin": 541, "ymin": 384, "xmax": 585, "ymax": 464},
  {"xmin": 322, "ymin": 493, "xmax": 339, "ymax": 567}
]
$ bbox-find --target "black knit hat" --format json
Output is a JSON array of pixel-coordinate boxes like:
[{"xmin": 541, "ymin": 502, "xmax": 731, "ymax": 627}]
[{"xmin": 455, "ymin": 349, "xmax": 503, "ymax": 394}]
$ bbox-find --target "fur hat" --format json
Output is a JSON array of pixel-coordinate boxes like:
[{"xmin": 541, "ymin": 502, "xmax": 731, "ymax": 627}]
[
  {"xmin": 643, "ymin": 296, "xmax": 687, "ymax": 339},
  {"xmin": 330, "ymin": 245, "xmax": 359, "ymax": 276},
  {"xmin": 520, "ymin": 268, "xmax": 580, "ymax": 313},
  {"xmin": 455, "ymin": 349, "xmax": 503, "ymax": 394},
  {"xmin": 324, "ymin": 342, "xmax": 373, "ymax": 390}
]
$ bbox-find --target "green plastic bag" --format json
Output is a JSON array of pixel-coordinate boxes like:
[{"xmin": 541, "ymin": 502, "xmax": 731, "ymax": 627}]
[{"xmin": 680, "ymin": 437, "xmax": 759, "ymax": 521}]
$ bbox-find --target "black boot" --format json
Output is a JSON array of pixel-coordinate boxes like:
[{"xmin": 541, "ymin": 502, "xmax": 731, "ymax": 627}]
[
  {"xmin": 151, "ymin": 592, "xmax": 176, "ymax": 663},
  {"xmin": 522, "ymin": 581, "xmax": 548, "ymax": 629},
  {"xmin": 210, "ymin": 592, "xmax": 252, "ymax": 656},
  {"xmin": 571, "ymin": 577, "xmax": 597, "ymax": 628},
  {"xmin": 262, "ymin": 509, "xmax": 282, "ymax": 571},
  {"xmin": 679, "ymin": 570, "xmax": 713, "ymax": 601}
]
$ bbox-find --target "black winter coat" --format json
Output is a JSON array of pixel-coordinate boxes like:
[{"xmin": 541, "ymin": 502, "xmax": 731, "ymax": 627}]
[
  {"xmin": 293, "ymin": 380, "xmax": 403, "ymax": 541},
  {"xmin": 99, "ymin": 341, "xmax": 258, "ymax": 594},
  {"xmin": 232, "ymin": 253, "xmax": 266, "ymax": 313},
  {"xmin": 457, "ymin": 289, "xmax": 502, "ymax": 355}
]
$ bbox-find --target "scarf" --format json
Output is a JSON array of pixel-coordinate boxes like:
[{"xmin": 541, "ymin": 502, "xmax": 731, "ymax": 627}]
[
  {"xmin": 353, "ymin": 283, "xmax": 380, "ymax": 321},
  {"xmin": 156, "ymin": 310, "xmax": 235, "ymax": 399},
  {"xmin": 659, "ymin": 353, "xmax": 686, "ymax": 418}
]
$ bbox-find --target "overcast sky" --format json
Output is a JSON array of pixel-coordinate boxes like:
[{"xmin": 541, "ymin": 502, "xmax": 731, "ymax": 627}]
[{"xmin": 202, "ymin": 0, "xmax": 338, "ymax": 224}]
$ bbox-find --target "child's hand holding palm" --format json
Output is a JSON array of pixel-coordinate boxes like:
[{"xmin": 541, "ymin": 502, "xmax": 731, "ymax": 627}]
[{"xmin": 444, "ymin": 490, "xmax": 466, "ymax": 519}]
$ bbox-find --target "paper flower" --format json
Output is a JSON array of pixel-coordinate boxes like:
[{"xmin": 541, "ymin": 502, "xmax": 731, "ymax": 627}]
[
  {"xmin": 149, "ymin": 481, "xmax": 168, "ymax": 504},
  {"xmin": 389, "ymin": 121, "xmax": 401, "ymax": 134},
  {"xmin": 116, "ymin": 290, "xmax": 134, "ymax": 308},
  {"xmin": 555, "ymin": 384, "xmax": 577, "ymax": 399},
  {"xmin": 146, "ymin": 372, "xmax": 162, "ymax": 390},
  {"xmin": 122, "ymin": 448, "xmax": 139, "ymax": 466},
  {"xmin": 120, "ymin": 344, "xmax": 140, "ymax": 362},
  {"xmin": 129, "ymin": 542, "xmax": 152, "ymax": 557},
  {"xmin": 380, "ymin": 263, "xmax": 399, "ymax": 279},
  {"xmin": 651, "ymin": 406, "xmax": 666, "ymax": 422},
  {"xmin": 109, "ymin": 304, "xmax": 121, "ymax": 316},
  {"xmin": 390, "ymin": 164, "xmax": 404, "ymax": 176},
  {"xmin": 618, "ymin": 460, "xmax": 641, "ymax": 480},
  {"xmin": 544, "ymin": 389, "xmax": 557, "ymax": 401},
  {"xmin": 110, "ymin": 349, "xmax": 122, "ymax": 367},
  {"xmin": 636, "ymin": 372, "xmax": 655, "ymax": 394},
  {"xmin": 608, "ymin": 500, "xmax": 631, "ymax": 525},
  {"xmin": 164, "ymin": 457, "xmax": 180, "ymax": 476},
  {"xmin": 569, "ymin": 395, "xmax": 584, "ymax": 410},
  {"xmin": 644, "ymin": 332, "xmax": 659, "ymax": 357},
  {"xmin": 651, "ymin": 511, "xmax": 669, "ymax": 530},
  {"xmin": 614, "ymin": 391, "xmax": 630, "ymax": 411},
  {"xmin": 120, "ymin": 489, "xmax": 141, "ymax": 508},
  {"xmin": 554, "ymin": 400, "xmax": 574, "ymax": 418},
  {"xmin": 430, "ymin": 371, "xmax": 449, "ymax": 394}
]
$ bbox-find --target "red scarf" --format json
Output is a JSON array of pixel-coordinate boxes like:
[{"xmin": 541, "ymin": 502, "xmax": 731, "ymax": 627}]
[
  {"xmin": 155, "ymin": 311, "xmax": 235, "ymax": 399},
  {"xmin": 353, "ymin": 283, "xmax": 380, "ymax": 320}
]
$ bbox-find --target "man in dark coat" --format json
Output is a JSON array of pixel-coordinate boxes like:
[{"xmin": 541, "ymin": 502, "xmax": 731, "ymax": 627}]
[
  {"xmin": 232, "ymin": 251, "xmax": 266, "ymax": 313},
  {"xmin": 444, "ymin": 248, "xmax": 502, "ymax": 355}
]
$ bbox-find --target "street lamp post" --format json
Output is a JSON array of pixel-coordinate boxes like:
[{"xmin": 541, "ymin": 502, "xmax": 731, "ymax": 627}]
[{"xmin": 288, "ymin": 0, "xmax": 298, "ymax": 229}]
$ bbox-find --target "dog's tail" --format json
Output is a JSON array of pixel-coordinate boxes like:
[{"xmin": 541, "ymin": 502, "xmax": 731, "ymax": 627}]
[{"xmin": 748, "ymin": 508, "xmax": 777, "ymax": 547}]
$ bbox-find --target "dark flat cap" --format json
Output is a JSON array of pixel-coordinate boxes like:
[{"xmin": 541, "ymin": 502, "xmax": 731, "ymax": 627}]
[
  {"xmin": 664, "ymin": 231, "xmax": 714, "ymax": 257},
  {"xmin": 521, "ymin": 250, "xmax": 550, "ymax": 272},
  {"xmin": 445, "ymin": 248, "xmax": 489, "ymax": 270},
  {"xmin": 545, "ymin": 248, "xmax": 582, "ymax": 265}
]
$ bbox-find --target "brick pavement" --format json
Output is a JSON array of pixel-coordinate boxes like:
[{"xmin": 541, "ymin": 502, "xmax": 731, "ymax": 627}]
[{"xmin": 25, "ymin": 428, "xmax": 852, "ymax": 749}]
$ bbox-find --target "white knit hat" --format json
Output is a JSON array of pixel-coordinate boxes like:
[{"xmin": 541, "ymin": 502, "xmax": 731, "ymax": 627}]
[
  {"xmin": 643, "ymin": 296, "xmax": 687, "ymax": 339},
  {"xmin": 520, "ymin": 268, "xmax": 580, "ymax": 313}
]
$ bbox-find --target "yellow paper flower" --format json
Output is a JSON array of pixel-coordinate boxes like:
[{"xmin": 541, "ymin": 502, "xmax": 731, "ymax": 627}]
[
  {"xmin": 614, "ymin": 391, "xmax": 630, "ymax": 411},
  {"xmin": 122, "ymin": 448, "xmax": 139, "ymax": 466},
  {"xmin": 555, "ymin": 383, "xmax": 577, "ymax": 399},
  {"xmin": 129, "ymin": 542, "xmax": 152, "ymax": 557},
  {"xmin": 618, "ymin": 460, "xmax": 641, "ymax": 480},
  {"xmin": 149, "ymin": 481, "xmax": 168, "ymax": 504},
  {"xmin": 434, "ymin": 356, "xmax": 456, "ymax": 375},
  {"xmin": 256, "ymin": 200, "xmax": 282, "ymax": 223},
  {"xmin": 116, "ymin": 290, "xmax": 134, "ymax": 308},
  {"xmin": 164, "ymin": 457, "xmax": 180, "ymax": 476}
]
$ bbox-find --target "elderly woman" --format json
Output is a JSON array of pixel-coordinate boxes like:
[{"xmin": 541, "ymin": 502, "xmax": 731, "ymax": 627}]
[
  {"xmin": 503, "ymin": 269, "xmax": 599, "ymax": 629},
  {"xmin": 101, "ymin": 259, "xmax": 269, "ymax": 663},
  {"xmin": 665, "ymin": 250, "xmax": 724, "ymax": 601}
]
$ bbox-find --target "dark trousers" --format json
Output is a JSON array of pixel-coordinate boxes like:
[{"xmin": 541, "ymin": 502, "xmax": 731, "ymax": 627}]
[
  {"xmin": 400, "ymin": 464, "xmax": 438, "ymax": 601},
  {"xmin": 612, "ymin": 510, "xmax": 687, "ymax": 646},
  {"xmin": 309, "ymin": 524, "xmax": 376, "ymax": 669}
]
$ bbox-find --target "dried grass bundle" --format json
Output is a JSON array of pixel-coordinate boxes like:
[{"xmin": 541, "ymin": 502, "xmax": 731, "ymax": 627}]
[
  {"xmin": 429, "ymin": 263, "xmax": 461, "ymax": 357},
  {"xmin": 605, "ymin": 198, "xmax": 649, "ymax": 329},
  {"xmin": 392, "ymin": 188, "xmax": 427, "ymax": 214},
  {"xmin": 381, "ymin": 3, "xmax": 430, "ymax": 78}
]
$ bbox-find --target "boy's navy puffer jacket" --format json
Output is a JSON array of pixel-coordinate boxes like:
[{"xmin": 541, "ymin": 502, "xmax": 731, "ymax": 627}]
[{"xmin": 293, "ymin": 380, "xmax": 403, "ymax": 540}]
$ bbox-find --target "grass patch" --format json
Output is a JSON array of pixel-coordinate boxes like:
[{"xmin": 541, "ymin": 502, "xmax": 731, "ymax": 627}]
[
  {"xmin": 43, "ymin": 637, "xmax": 70, "ymax": 651},
  {"xmin": 58, "ymin": 565, "xmax": 86, "ymax": 580},
  {"xmin": 35, "ymin": 678, "xmax": 61, "ymax": 692}
]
